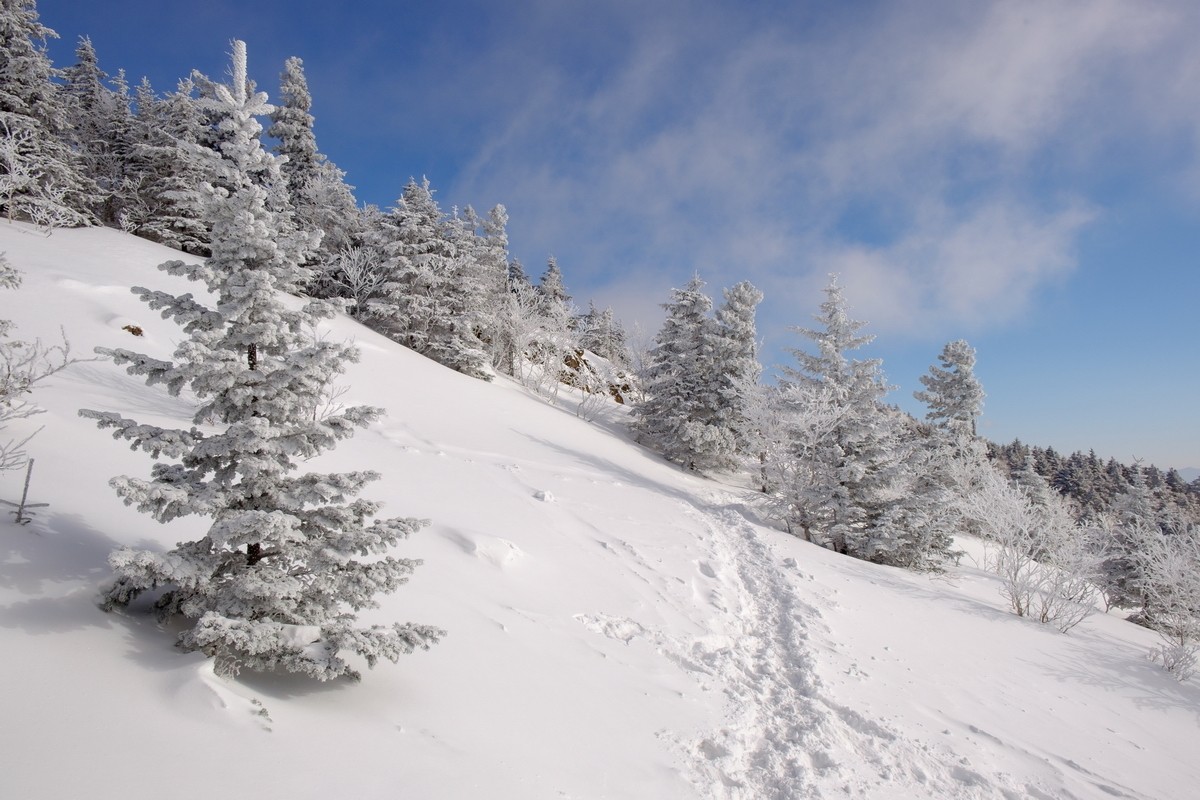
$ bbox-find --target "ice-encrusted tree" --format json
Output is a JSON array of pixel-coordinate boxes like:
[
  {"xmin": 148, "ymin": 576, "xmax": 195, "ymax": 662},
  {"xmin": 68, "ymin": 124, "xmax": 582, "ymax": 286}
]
[
  {"xmin": 61, "ymin": 36, "xmax": 133, "ymax": 226},
  {"xmin": 0, "ymin": 0, "xmax": 97, "ymax": 227},
  {"xmin": 1097, "ymin": 467, "xmax": 1166, "ymax": 612},
  {"xmin": 81, "ymin": 41, "xmax": 442, "ymax": 681},
  {"xmin": 537, "ymin": 255, "xmax": 571, "ymax": 307},
  {"xmin": 578, "ymin": 302, "xmax": 631, "ymax": 369},
  {"xmin": 957, "ymin": 463, "xmax": 1102, "ymax": 631},
  {"xmin": 1131, "ymin": 522, "xmax": 1200, "ymax": 679},
  {"xmin": 781, "ymin": 278, "xmax": 894, "ymax": 554},
  {"xmin": 123, "ymin": 76, "xmax": 211, "ymax": 253},
  {"xmin": 774, "ymin": 276, "xmax": 954, "ymax": 567},
  {"xmin": 268, "ymin": 56, "xmax": 359, "ymax": 258},
  {"xmin": 370, "ymin": 177, "xmax": 490, "ymax": 379},
  {"xmin": 631, "ymin": 275, "xmax": 739, "ymax": 471},
  {"xmin": 451, "ymin": 203, "xmax": 513, "ymax": 371},
  {"xmin": 712, "ymin": 280, "xmax": 763, "ymax": 458},
  {"xmin": 914, "ymin": 339, "xmax": 984, "ymax": 438}
]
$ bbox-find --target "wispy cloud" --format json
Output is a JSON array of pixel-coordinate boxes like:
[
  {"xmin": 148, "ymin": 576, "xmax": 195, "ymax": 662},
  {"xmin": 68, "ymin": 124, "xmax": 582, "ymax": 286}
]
[{"xmin": 406, "ymin": 1, "xmax": 1200, "ymax": 341}]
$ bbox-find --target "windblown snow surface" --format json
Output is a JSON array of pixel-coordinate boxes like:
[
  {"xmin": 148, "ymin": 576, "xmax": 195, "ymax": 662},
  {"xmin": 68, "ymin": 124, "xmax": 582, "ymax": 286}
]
[{"xmin": 0, "ymin": 221, "xmax": 1196, "ymax": 799}]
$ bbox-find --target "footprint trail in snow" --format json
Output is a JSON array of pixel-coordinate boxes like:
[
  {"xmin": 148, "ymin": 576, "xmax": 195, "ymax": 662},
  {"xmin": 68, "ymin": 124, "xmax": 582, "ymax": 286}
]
[{"xmin": 580, "ymin": 491, "xmax": 1039, "ymax": 799}]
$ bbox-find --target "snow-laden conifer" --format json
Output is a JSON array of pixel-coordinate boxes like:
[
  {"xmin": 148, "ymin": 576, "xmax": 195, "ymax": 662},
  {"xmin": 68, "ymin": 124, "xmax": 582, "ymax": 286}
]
[
  {"xmin": 712, "ymin": 281, "xmax": 763, "ymax": 458},
  {"xmin": 578, "ymin": 303, "xmax": 631, "ymax": 369},
  {"xmin": 455, "ymin": 203, "xmax": 512, "ymax": 371},
  {"xmin": 81, "ymin": 41, "xmax": 442, "ymax": 681},
  {"xmin": 770, "ymin": 277, "xmax": 954, "ymax": 568},
  {"xmin": 914, "ymin": 339, "xmax": 984, "ymax": 438},
  {"xmin": 631, "ymin": 275, "xmax": 739, "ymax": 471},
  {"xmin": 122, "ymin": 77, "xmax": 211, "ymax": 253},
  {"xmin": 371, "ymin": 177, "xmax": 489, "ymax": 379},
  {"xmin": 780, "ymin": 278, "xmax": 898, "ymax": 556},
  {"xmin": 538, "ymin": 256, "xmax": 571, "ymax": 307},
  {"xmin": 61, "ymin": 36, "xmax": 133, "ymax": 225},
  {"xmin": 0, "ymin": 0, "xmax": 98, "ymax": 227},
  {"xmin": 268, "ymin": 56, "xmax": 359, "ymax": 257}
]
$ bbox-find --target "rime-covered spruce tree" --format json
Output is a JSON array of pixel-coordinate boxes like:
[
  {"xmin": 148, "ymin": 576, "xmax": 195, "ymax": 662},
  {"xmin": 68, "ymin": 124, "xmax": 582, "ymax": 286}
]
[
  {"xmin": 371, "ymin": 177, "xmax": 490, "ymax": 379},
  {"xmin": 776, "ymin": 276, "xmax": 954, "ymax": 569},
  {"xmin": 268, "ymin": 56, "xmax": 359, "ymax": 258},
  {"xmin": 123, "ymin": 76, "xmax": 211, "ymax": 254},
  {"xmin": 0, "ymin": 0, "xmax": 98, "ymax": 226},
  {"xmin": 61, "ymin": 35, "xmax": 132, "ymax": 226},
  {"xmin": 631, "ymin": 275, "xmax": 738, "ymax": 471},
  {"xmin": 914, "ymin": 339, "xmax": 984, "ymax": 439},
  {"xmin": 81, "ymin": 41, "xmax": 442, "ymax": 681}
]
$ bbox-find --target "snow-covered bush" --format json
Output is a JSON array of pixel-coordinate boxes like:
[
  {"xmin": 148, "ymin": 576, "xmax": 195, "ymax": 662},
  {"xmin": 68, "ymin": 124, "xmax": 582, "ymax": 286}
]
[
  {"xmin": 959, "ymin": 465, "xmax": 1102, "ymax": 632},
  {"xmin": 1130, "ymin": 522, "xmax": 1200, "ymax": 680},
  {"xmin": 0, "ymin": 253, "xmax": 78, "ymax": 471}
]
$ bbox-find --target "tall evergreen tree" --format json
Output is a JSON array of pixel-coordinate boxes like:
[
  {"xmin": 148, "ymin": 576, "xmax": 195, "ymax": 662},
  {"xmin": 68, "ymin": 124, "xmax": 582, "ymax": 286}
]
[
  {"xmin": 0, "ymin": 0, "xmax": 97, "ymax": 226},
  {"xmin": 775, "ymin": 277, "xmax": 947, "ymax": 566},
  {"xmin": 631, "ymin": 275, "xmax": 737, "ymax": 471},
  {"xmin": 370, "ymin": 177, "xmax": 489, "ymax": 379},
  {"xmin": 712, "ymin": 280, "xmax": 763, "ymax": 458},
  {"xmin": 268, "ymin": 56, "xmax": 359, "ymax": 258},
  {"xmin": 61, "ymin": 36, "xmax": 133, "ymax": 225},
  {"xmin": 538, "ymin": 256, "xmax": 571, "ymax": 307},
  {"xmin": 82, "ymin": 41, "xmax": 442, "ymax": 681},
  {"xmin": 914, "ymin": 339, "xmax": 984, "ymax": 438},
  {"xmin": 579, "ymin": 302, "xmax": 631, "ymax": 369},
  {"xmin": 124, "ymin": 76, "xmax": 212, "ymax": 252}
]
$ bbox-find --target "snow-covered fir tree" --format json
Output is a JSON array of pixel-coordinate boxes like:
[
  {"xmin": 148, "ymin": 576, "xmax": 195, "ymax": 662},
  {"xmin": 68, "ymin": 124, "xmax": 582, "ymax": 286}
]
[
  {"xmin": 0, "ymin": 0, "xmax": 97, "ymax": 227},
  {"xmin": 578, "ymin": 302, "xmax": 631, "ymax": 369},
  {"xmin": 524, "ymin": 255, "xmax": 577, "ymax": 397},
  {"xmin": 81, "ymin": 41, "xmax": 443, "ymax": 681},
  {"xmin": 268, "ymin": 56, "xmax": 360, "ymax": 258},
  {"xmin": 538, "ymin": 256, "xmax": 571, "ymax": 307},
  {"xmin": 914, "ymin": 339, "xmax": 984, "ymax": 438},
  {"xmin": 1097, "ymin": 466, "xmax": 1163, "ymax": 612},
  {"xmin": 61, "ymin": 36, "xmax": 133, "ymax": 226},
  {"xmin": 370, "ymin": 176, "xmax": 490, "ymax": 379},
  {"xmin": 773, "ymin": 277, "xmax": 952, "ymax": 568},
  {"xmin": 507, "ymin": 258, "xmax": 531, "ymax": 291},
  {"xmin": 778, "ymin": 277, "xmax": 893, "ymax": 554},
  {"xmin": 122, "ymin": 76, "xmax": 211, "ymax": 253},
  {"xmin": 632, "ymin": 275, "xmax": 740, "ymax": 472},
  {"xmin": 456, "ymin": 203, "xmax": 513, "ymax": 372},
  {"xmin": 712, "ymin": 280, "xmax": 763, "ymax": 459},
  {"xmin": 1011, "ymin": 452, "xmax": 1060, "ymax": 510}
]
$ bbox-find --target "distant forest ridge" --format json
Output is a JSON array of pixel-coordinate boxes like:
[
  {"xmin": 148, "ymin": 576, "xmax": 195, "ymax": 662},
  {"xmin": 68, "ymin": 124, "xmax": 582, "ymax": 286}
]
[{"xmin": 989, "ymin": 439, "xmax": 1200, "ymax": 526}]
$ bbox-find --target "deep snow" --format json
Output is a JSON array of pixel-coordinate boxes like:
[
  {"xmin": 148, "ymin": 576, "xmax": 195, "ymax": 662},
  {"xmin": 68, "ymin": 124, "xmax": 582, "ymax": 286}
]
[{"xmin": 1, "ymin": 221, "xmax": 1197, "ymax": 799}]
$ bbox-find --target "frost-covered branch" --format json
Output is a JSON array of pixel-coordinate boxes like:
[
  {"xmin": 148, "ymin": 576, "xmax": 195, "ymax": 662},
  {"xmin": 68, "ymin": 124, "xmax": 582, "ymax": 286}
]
[
  {"xmin": 1, "ymin": 255, "xmax": 88, "ymax": 469},
  {"xmin": 1130, "ymin": 523, "xmax": 1200, "ymax": 679}
]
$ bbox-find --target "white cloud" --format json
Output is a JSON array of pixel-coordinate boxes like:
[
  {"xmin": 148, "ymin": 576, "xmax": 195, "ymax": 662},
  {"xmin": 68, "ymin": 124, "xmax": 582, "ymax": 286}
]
[
  {"xmin": 432, "ymin": 0, "xmax": 1200, "ymax": 341},
  {"xmin": 817, "ymin": 199, "xmax": 1095, "ymax": 335}
]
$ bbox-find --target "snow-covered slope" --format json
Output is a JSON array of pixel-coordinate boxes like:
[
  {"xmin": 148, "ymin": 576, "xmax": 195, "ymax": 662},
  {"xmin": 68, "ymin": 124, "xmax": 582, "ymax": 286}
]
[{"xmin": 1, "ymin": 221, "xmax": 1196, "ymax": 800}]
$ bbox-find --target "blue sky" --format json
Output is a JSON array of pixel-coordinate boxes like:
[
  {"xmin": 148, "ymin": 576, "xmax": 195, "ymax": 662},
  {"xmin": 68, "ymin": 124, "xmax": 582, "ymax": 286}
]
[{"xmin": 37, "ymin": 0, "xmax": 1200, "ymax": 471}]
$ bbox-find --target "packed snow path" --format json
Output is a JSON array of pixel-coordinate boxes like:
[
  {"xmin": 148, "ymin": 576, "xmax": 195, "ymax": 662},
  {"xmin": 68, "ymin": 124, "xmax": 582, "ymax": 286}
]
[{"xmin": 578, "ymin": 488, "xmax": 1138, "ymax": 799}]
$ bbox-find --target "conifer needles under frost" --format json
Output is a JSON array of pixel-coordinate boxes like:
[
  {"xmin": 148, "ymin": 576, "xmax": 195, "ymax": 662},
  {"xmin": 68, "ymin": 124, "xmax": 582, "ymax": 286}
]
[{"xmin": 81, "ymin": 41, "xmax": 442, "ymax": 681}]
